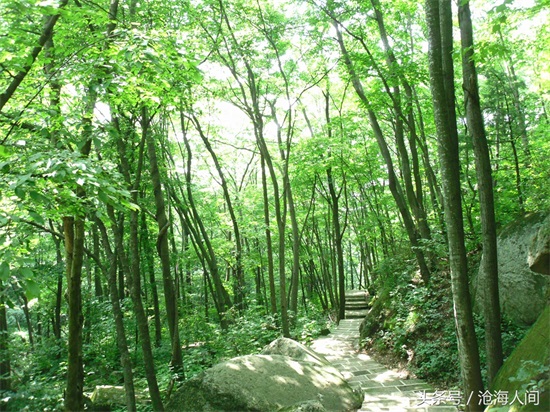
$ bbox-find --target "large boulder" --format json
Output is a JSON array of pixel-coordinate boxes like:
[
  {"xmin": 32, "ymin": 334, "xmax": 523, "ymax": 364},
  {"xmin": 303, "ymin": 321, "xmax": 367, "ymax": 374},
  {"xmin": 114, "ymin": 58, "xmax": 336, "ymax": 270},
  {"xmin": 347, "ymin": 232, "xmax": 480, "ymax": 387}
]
[
  {"xmin": 473, "ymin": 212, "xmax": 550, "ymax": 326},
  {"xmin": 486, "ymin": 305, "xmax": 550, "ymax": 411},
  {"xmin": 165, "ymin": 354, "xmax": 363, "ymax": 412}
]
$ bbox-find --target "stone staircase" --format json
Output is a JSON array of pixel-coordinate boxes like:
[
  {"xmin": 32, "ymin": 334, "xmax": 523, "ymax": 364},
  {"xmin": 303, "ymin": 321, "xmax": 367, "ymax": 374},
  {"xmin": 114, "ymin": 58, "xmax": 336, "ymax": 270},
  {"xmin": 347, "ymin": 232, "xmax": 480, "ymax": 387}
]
[
  {"xmin": 345, "ymin": 290, "xmax": 370, "ymax": 319},
  {"xmin": 310, "ymin": 317, "xmax": 459, "ymax": 412}
]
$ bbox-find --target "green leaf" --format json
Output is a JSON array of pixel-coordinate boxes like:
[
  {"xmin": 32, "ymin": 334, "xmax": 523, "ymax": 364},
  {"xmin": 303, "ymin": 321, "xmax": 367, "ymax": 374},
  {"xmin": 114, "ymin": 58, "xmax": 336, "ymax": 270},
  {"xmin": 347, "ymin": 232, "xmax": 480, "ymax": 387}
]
[
  {"xmin": 20, "ymin": 267, "xmax": 33, "ymax": 278},
  {"xmin": 29, "ymin": 210, "xmax": 45, "ymax": 225},
  {"xmin": 14, "ymin": 186, "xmax": 26, "ymax": 200},
  {"xmin": 0, "ymin": 145, "xmax": 10, "ymax": 158},
  {"xmin": 29, "ymin": 191, "xmax": 50, "ymax": 203},
  {"xmin": 25, "ymin": 279, "xmax": 41, "ymax": 300},
  {"xmin": 0, "ymin": 262, "xmax": 9, "ymax": 281},
  {"xmin": 98, "ymin": 189, "xmax": 109, "ymax": 204}
]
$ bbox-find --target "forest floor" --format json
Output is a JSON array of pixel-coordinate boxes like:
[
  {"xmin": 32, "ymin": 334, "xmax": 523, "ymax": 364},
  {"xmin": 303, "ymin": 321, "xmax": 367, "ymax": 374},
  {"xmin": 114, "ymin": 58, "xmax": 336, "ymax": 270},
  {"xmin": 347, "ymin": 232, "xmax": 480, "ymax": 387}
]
[{"xmin": 309, "ymin": 303, "xmax": 460, "ymax": 411}]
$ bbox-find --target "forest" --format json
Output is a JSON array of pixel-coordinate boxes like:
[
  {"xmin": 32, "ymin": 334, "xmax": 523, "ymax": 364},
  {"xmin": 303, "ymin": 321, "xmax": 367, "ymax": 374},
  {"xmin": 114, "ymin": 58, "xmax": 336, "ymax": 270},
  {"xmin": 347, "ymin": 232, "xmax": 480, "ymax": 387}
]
[{"xmin": 0, "ymin": 0, "xmax": 548, "ymax": 410}]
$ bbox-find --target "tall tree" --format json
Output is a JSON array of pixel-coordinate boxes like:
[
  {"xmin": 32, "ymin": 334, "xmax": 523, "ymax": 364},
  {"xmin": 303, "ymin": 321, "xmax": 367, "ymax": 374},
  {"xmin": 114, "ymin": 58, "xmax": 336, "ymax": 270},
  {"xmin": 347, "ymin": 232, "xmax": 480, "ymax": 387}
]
[
  {"xmin": 458, "ymin": 0, "xmax": 503, "ymax": 387},
  {"xmin": 333, "ymin": 21, "xmax": 431, "ymax": 283},
  {"xmin": 323, "ymin": 91, "xmax": 346, "ymax": 321},
  {"xmin": 145, "ymin": 108, "xmax": 184, "ymax": 373},
  {"xmin": 425, "ymin": 0, "xmax": 484, "ymax": 409},
  {"xmin": 95, "ymin": 219, "xmax": 137, "ymax": 412},
  {"xmin": 189, "ymin": 113, "xmax": 246, "ymax": 310}
]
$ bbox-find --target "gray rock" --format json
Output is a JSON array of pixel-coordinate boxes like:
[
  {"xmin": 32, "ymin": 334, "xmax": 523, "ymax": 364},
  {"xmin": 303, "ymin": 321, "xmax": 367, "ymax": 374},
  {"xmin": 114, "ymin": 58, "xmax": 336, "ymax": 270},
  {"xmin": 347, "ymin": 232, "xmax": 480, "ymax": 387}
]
[
  {"xmin": 90, "ymin": 385, "xmax": 126, "ymax": 409},
  {"xmin": 528, "ymin": 214, "xmax": 550, "ymax": 275},
  {"xmin": 473, "ymin": 212, "xmax": 550, "ymax": 326},
  {"xmin": 165, "ymin": 354, "xmax": 363, "ymax": 412},
  {"xmin": 261, "ymin": 337, "xmax": 330, "ymax": 366}
]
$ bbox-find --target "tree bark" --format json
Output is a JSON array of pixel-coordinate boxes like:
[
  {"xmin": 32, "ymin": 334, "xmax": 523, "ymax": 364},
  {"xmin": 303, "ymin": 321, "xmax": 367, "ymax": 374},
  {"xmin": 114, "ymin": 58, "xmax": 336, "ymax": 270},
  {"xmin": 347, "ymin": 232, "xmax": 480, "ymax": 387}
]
[
  {"xmin": 425, "ymin": 1, "xmax": 484, "ymax": 409},
  {"xmin": 459, "ymin": 0, "xmax": 503, "ymax": 386},
  {"xmin": 261, "ymin": 155, "xmax": 278, "ymax": 315},
  {"xmin": 140, "ymin": 211, "xmax": 162, "ymax": 348},
  {"xmin": 65, "ymin": 215, "xmax": 85, "ymax": 412},
  {"xmin": 51, "ymin": 231, "xmax": 64, "ymax": 341}
]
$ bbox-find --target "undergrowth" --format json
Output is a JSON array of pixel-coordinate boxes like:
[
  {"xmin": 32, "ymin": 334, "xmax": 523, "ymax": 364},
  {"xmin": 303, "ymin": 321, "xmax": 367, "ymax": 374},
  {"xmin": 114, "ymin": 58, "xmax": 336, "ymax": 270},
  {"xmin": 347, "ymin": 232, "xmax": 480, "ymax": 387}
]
[
  {"xmin": 361, "ymin": 257, "xmax": 529, "ymax": 390},
  {"xmin": 2, "ymin": 298, "xmax": 331, "ymax": 412}
]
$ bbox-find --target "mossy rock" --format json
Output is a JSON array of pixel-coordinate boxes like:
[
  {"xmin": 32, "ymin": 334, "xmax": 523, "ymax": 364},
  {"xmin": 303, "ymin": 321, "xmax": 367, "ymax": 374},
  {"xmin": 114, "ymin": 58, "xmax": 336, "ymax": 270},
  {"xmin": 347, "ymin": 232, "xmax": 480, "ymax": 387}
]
[
  {"xmin": 165, "ymin": 354, "xmax": 363, "ymax": 411},
  {"xmin": 487, "ymin": 305, "xmax": 550, "ymax": 411},
  {"xmin": 359, "ymin": 289, "xmax": 392, "ymax": 340}
]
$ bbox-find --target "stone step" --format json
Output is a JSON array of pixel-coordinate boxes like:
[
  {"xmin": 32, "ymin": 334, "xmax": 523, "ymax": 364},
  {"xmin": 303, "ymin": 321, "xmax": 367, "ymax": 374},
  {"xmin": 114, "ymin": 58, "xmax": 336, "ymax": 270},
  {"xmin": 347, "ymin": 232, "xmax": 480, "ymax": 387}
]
[
  {"xmin": 346, "ymin": 295, "xmax": 368, "ymax": 302},
  {"xmin": 345, "ymin": 301, "xmax": 369, "ymax": 309},
  {"xmin": 345, "ymin": 290, "xmax": 368, "ymax": 299},
  {"xmin": 345, "ymin": 309, "xmax": 369, "ymax": 319},
  {"xmin": 313, "ymin": 309, "xmax": 458, "ymax": 412}
]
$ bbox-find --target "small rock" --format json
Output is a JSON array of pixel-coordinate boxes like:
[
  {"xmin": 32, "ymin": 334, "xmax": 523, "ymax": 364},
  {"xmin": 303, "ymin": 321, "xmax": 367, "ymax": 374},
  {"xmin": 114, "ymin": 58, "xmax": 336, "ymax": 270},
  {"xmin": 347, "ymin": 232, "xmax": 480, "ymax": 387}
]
[
  {"xmin": 90, "ymin": 385, "xmax": 126, "ymax": 410},
  {"xmin": 261, "ymin": 337, "xmax": 330, "ymax": 366}
]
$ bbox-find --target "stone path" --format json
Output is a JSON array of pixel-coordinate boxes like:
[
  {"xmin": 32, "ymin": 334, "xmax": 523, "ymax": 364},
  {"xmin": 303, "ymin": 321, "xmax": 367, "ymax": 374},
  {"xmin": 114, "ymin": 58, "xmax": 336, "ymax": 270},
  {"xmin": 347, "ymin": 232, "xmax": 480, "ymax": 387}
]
[{"xmin": 310, "ymin": 291, "xmax": 459, "ymax": 412}]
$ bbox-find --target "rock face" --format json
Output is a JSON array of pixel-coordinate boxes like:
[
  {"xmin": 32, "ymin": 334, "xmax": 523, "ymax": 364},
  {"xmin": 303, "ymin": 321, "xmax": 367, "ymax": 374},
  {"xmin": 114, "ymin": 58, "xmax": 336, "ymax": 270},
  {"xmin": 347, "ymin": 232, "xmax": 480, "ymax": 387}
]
[
  {"xmin": 528, "ymin": 214, "xmax": 550, "ymax": 275},
  {"xmin": 473, "ymin": 212, "xmax": 550, "ymax": 326},
  {"xmin": 166, "ymin": 341, "xmax": 363, "ymax": 412}
]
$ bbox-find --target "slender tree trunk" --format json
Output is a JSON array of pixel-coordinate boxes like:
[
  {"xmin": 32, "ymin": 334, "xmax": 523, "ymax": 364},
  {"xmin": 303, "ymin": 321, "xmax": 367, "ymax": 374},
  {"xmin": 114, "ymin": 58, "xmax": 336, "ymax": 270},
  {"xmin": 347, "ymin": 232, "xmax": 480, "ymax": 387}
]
[
  {"xmin": 334, "ymin": 23, "xmax": 431, "ymax": 283},
  {"xmin": 191, "ymin": 114, "xmax": 245, "ymax": 310},
  {"xmin": 261, "ymin": 156, "xmax": 278, "ymax": 315},
  {"xmin": 108, "ymin": 206, "xmax": 164, "ymax": 411},
  {"xmin": 324, "ymin": 93, "xmax": 346, "ymax": 320},
  {"xmin": 370, "ymin": 0, "xmax": 432, "ymax": 242},
  {"xmin": 111, "ymin": 117, "xmax": 164, "ymax": 411},
  {"xmin": 174, "ymin": 117, "xmax": 232, "ymax": 326},
  {"xmin": 0, "ymin": 279, "xmax": 11, "ymax": 411},
  {"xmin": 497, "ymin": 30, "xmax": 531, "ymax": 161},
  {"xmin": 92, "ymin": 225, "xmax": 103, "ymax": 299},
  {"xmin": 425, "ymin": 1, "xmax": 484, "ymax": 409},
  {"xmin": 52, "ymin": 233, "xmax": 63, "ymax": 341},
  {"xmin": 65, "ymin": 215, "xmax": 85, "ymax": 412},
  {"xmin": 140, "ymin": 212, "xmax": 162, "ymax": 348},
  {"xmin": 64, "ymin": 86, "xmax": 96, "ymax": 409},
  {"xmin": 21, "ymin": 294, "xmax": 34, "ymax": 348},
  {"xmin": 96, "ymin": 219, "xmax": 137, "ymax": 412},
  {"xmin": 145, "ymin": 109, "xmax": 183, "ymax": 373},
  {"xmin": 459, "ymin": 1, "xmax": 503, "ymax": 386},
  {"xmin": 503, "ymin": 95, "xmax": 525, "ymax": 214},
  {"xmin": 327, "ymin": 165, "xmax": 346, "ymax": 321}
]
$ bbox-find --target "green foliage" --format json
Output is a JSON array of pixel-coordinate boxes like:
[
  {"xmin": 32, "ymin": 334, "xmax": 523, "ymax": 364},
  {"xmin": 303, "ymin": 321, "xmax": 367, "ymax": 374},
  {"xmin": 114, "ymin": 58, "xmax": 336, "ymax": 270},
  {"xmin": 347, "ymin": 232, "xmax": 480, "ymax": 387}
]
[
  {"xmin": 0, "ymin": 0, "xmax": 548, "ymax": 409},
  {"xmin": 179, "ymin": 302, "xmax": 330, "ymax": 380},
  {"xmin": 363, "ymin": 257, "xmax": 531, "ymax": 389},
  {"xmin": 2, "ymin": 334, "xmax": 66, "ymax": 412}
]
